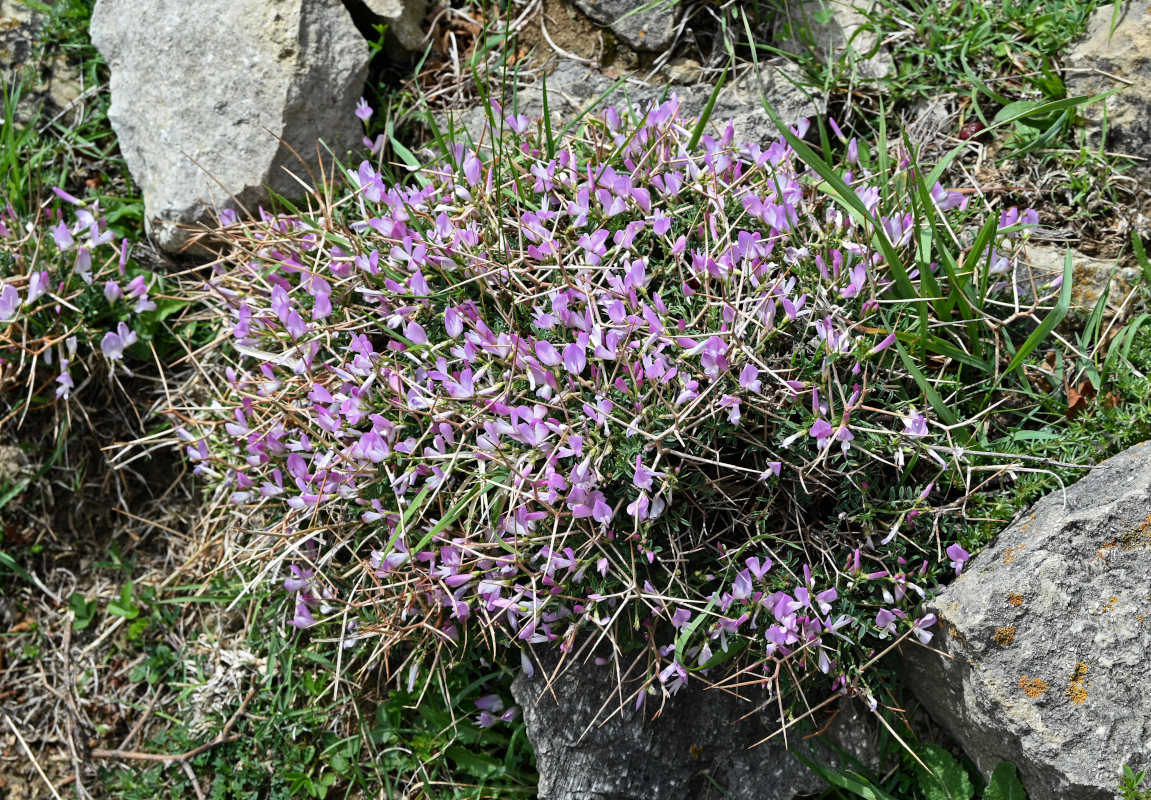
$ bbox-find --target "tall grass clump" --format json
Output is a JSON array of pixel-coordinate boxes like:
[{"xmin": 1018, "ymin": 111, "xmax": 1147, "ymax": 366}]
[{"xmin": 176, "ymin": 90, "xmax": 1089, "ymax": 723}]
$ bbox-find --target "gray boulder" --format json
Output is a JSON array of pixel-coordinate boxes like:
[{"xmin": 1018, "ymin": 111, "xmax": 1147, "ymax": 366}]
[
  {"xmin": 513, "ymin": 649, "xmax": 878, "ymax": 800},
  {"xmin": 776, "ymin": 0, "xmax": 894, "ymax": 80},
  {"xmin": 1065, "ymin": 1, "xmax": 1151, "ymax": 184},
  {"xmin": 569, "ymin": 0, "xmax": 680, "ymax": 52},
  {"xmin": 902, "ymin": 441, "xmax": 1151, "ymax": 800},
  {"xmin": 90, "ymin": 0, "xmax": 370, "ymax": 255}
]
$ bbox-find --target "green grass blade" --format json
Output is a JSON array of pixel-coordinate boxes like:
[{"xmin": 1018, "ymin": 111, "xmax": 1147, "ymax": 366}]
[
  {"xmin": 791, "ymin": 750, "xmax": 899, "ymax": 800},
  {"xmin": 554, "ymin": 73, "xmax": 632, "ymax": 144},
  {"xmin": 896, "ymin": 341, "xmax": 960, "ymax": 426},
  {"xmin": 687, "ymin": 63, "xmax": 729, "ymax": 152},
  {"xmin": 1002, "ymin": 248, "xmax": 1073, "ymax": 378},
  {"xmin": 541, "ymin": 70, "xmax": 556, "ymax": 159}
]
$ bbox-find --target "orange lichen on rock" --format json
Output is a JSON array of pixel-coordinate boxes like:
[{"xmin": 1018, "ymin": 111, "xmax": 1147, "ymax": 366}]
[
  {"xmin": 1003, "ymin": 544, "xmax": 1026, "ymax": 565},
  {"xmin": 1019, "ymin": 675, "xmax": 1049, "ymax": 698},
  {"xmin": 994, "ymin": 626, "xmax": 1016, "ymax": 646},
  {"xmin": 1066, "ymin": 661, "xmax": 1090, "ymax": 705},
  {"xmin": 1007, "ymin": 592, "xmax": 1024, "ymax": 606},
  {"xmin": 1102, "ymin": 596, "xmax": 1119, "ymax": 613}
]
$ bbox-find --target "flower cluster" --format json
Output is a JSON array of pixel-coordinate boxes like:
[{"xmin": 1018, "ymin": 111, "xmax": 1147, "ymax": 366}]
[
  {"xmin": 1, "ymin": 192, "xmax": 160, "ymax": 406},
  {"xmin": 182, "ymin": 94, "xmax": 1035, "ymax": 703}
]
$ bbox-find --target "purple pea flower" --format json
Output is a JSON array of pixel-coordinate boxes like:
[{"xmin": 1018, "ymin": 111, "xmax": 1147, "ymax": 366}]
[
  {"xmin": 55, "ymin": 365, "xmax": 74, "ymax": 399},
  {"xmin": 746, "ymin": 557, "xmax": 772, "ymax": 580},
  {"xmin": 52, "ymin": 186, "xmax": 84, "ymax": 205},
  {"xmin": 867, "ymin": 332, "xmax": 897, "ymax": 356},
  {"xmin": 100, "ymin": 321, "xmax": 138, "ymax": 360},
  {"xmin": 52, "ymin": 221, "xmax": 75, "ymax": 251},
  {"xmin": 535, "ymin": 339, "xmax": 561, "ymax": 367},
  {"xmin": 738, "ymin": 363, "xmax": 761, "ymax": 393},
  {"xmin": 26, "ymin": 271, "xmax": 49, "ymax": 305},
  {"xmin": 505, "ymin": 113, "xmax": 531, "ymax": 135},
  {"xmin": 912, "ymin": 613, "xmax": 937, "ymax": 644},
  {"xmin": 875, "ymin": 608, "xmax": 903, "ymax": 638},
  {"xmin": 445, "ymin": 307, "xmax": 464, "ymax": 338},
  {"xmin": 355, "ymin": 97, "xmax": 373, "ymax": 122},
  {"xmin": 810, "ymin": 418, "xmax": 833, "ymax": 448},
  {"xmin": 903, "ymin": 409, "xmax": 928, "ymax": 438},
  {"xmin": 563, "ymin": 341, "xmax": 586, "ymax": 374},
  {"xmin": 632, "ymin": 455, "xmax": 661, "ymax": 490},
  {"xmin": 946, "ymin": 543, "xmax": 970, "ymax": 576},
  {"xmin": 284, "ymin": 565, "xmax": 313, "ymax": 593},
  {"xmin": 462, "ymin": 153, "xmax": 482, "ymax": 186},
  {"xmin": 0, "ymin": 284, "xmax": 19, "ymax": 321},
  {"xmin": 289, "ymin": 600, "xmax": 315, "ymax": 629}
]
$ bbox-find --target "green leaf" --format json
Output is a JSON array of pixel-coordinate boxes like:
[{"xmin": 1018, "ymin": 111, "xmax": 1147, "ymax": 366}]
[
  {"xmin": 445, "ymin": 746, "xmax": 502, "ymax": 780},
  {"xmin": 108, "ymin": 582, "xmax": 140, "ymax": 620},
  {"xmin": 916, "ymin": 744, "xmax": 974, "ymax": 800},
  {"xmin": 1001, "ymin": 248, "xmax": 1073, "ymax": 379},
  {"xmin": 895, "ymin": 342, "xmax": 960, "ymax": 426},
  {"xmin": 407, "ymin": 469, "xmax": 509, "ymax": 560},
  {"xmin": 792, "ymin": 750, "xmax": 899, "ymax": 800},
  {"xmin": 687, "ymin": 63, "xmax": 728, "ymax": 152},
  {"xmin": 984, "ymin": 761, "xmax": 1028, "ymax": 800},
  {"xmin": 0, "ymin": 550, "xmax": 37, "ymax": 586},
  {"xmin": 924, "ymin": 95, "xmax": 1110, "ymax": 190},
  {"xmin": 69, "ymin": 592, "xmax": 97, "ymax": 631},
  {"xmin": 1132, "ymin": 229, "xmax": 1151, "ymax": 285},
  {"xmin": 993, "ymin": 100, "xmax": 1049, "ymax": 125}
]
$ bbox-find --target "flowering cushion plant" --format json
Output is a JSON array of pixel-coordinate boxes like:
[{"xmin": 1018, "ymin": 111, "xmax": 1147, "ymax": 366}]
[{"xmin": 181, "ymin": 93, "xmax": 1046, "ymax": 714}]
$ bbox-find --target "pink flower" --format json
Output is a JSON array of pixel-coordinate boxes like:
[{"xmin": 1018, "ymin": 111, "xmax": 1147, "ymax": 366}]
[
  {"xmin": 25, "ymin": 271, "xmax": 48, "ymax": 305},
  {"xmin": 903, "ymin": 410, "xmax": 928, "ymax": 438},
  {"xmin": 0, "ymin": 284, "xmax": 19, "ymax": 321},
  {"xmin": 633, "ymin": 455, "xmax": 662, "ymax": 491},
  {"xmin": 738, "ymin": 363, "xmax": 761, "ymax": 393},
  {"xmin": 52, "ymin": 221, "xmax": 75, "ymax": 251},
  {"xmin": 912, "ymin": 613, "xmax": 937, "ymax": 644},
  {"xmin": 355, "ymin": 97, "xmax": 373, "ymax": 122},
  {"xmin": 946, "ymin": 543, "xmax": 970, "ymax": 576},
  {"xmin": 809, "ymin": 418, "xmax": 833, "ymax": 448},
  {"xmin": 100, "ymin": 322, "xmax": 138, "ymax": 360}
]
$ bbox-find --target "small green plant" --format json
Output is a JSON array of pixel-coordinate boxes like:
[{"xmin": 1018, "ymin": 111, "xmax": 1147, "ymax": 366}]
[
  {"xmin": 1120, "ymin": 765, "xmax": 1151, "ymax": 800},
  {"xmin": 69, "ymin": 590, "xmax": 98, "ymax": 630}
]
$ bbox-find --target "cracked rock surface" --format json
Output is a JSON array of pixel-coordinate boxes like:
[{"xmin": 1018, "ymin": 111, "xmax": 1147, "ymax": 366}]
[
  {"xmin": 902, "ymin": 441, "xmax": 1151, "ymax": 800},
  {"xmin": 513, "ymin": 649, "xmax": 878, "ymax": 800}
]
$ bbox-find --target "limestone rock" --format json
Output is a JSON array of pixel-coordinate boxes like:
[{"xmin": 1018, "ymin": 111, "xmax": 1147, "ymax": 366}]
[
  {"xmin": 1, "ymin": 0, "xmax": 83, "ymax": 126},
  {"xmin": 0, "ymin": 0, "xmax": 38, "ymax": 81},
  {"xmin": 776, "ymin": 0, "xmax": 893, "ymax": 80},
  {"xmin": 569, "ymin": 0, "xmax": 680, "ymax": 52},
  {"xmin": 1017, "ymin": 244, "xmax": 1141, "ymax": 315},
  {"xmin": 343, "ymin": 0, "xmax": 428, "ymax": 52},
  {"xmin": 1065, "ymin": 2, "xmax": 1151, "ymax": 184},
  {"xmin": 438, "ymin": 61, "xmax": 819, "ymax": 153},
  {"xmin": 512, "ymin": 650, "xmax": 878, "ymax": 800},
  {"xmin": 901, "ymin": 441, "xmax": 1151, "ymax": 800},
  {"xmin": 90, "ymin": 0, "xmax": 370, "ymax": 255}
]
